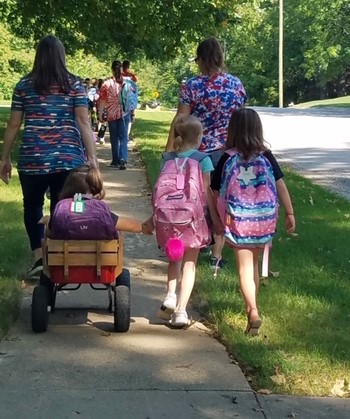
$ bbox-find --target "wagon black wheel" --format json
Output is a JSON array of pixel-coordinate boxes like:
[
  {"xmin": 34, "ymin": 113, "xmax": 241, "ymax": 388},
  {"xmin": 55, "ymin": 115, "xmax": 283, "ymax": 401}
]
[
  {"xmin": 114, "ymin": 285, "xmax": 130, "ymax": 333},
  {"xmin": 116, "ymin": 268, "xmax": 131, "ymax": 288},
  {"xmin": 39, "ymin": 272, "xmax": 56, "ymax": 313},
  {"xmin": 31, "ymin": 285, "xmax": 50, "ymax": 333},
  {"xmin": 50, "ymin": 286, "xmax": 57, "ymax": 313}
]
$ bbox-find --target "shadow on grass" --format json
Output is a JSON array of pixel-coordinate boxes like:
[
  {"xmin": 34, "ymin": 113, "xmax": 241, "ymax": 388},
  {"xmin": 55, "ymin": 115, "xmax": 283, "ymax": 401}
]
[
  {"xmin": 133, "ymin": 116, "xmax": 171, "ymax": 186},
  {"xmin": 133, "ymin": 118, "xmax": 170, "ymax": 140}
]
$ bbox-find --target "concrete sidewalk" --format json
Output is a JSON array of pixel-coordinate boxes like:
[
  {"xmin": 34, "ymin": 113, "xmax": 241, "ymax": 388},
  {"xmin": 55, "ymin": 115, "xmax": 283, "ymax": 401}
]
[{"xmin": 0, "ymin": 143, "xmax": 350, "ymax": 418}]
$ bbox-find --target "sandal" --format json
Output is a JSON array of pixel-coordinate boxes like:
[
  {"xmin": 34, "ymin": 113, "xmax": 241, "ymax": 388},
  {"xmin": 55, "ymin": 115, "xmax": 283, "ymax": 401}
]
[{"xmin": 245, "ymin": 308, "xmax": 262, "ymax": 336}]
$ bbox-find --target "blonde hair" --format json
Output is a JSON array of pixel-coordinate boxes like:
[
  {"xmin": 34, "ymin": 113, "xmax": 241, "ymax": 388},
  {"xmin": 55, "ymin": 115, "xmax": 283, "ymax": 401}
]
[
  {"xmin": 59, "ymin": 165, "xmax": 106, "ymax": 200},
  {"xmin": 173, "ymin": 115, "xmax": 203, "ymax": 151}
]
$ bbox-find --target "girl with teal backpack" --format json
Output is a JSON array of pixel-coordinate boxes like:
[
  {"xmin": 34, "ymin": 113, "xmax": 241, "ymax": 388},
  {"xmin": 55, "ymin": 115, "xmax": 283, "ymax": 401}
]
[{"xmin": 211, "ymin": 108, "xmax": 296, "ymax": 336}]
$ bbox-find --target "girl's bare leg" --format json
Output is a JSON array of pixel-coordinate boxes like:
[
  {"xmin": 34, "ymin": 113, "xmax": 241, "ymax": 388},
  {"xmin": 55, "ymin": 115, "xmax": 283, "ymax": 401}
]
[
  {"xmin": 167, "ymin": 260, "xmax": 181, "ymax": 296},
  {"xmin": 157, "ymin": 260, "xmax": 181, "ymax": 320},
  {"xmin": 234, "ymin": 248, "xmax": 263, "ymax": 334},
  {"xmin": 176, "ymin": 248, "xmax": 199, "ymax": 312}
]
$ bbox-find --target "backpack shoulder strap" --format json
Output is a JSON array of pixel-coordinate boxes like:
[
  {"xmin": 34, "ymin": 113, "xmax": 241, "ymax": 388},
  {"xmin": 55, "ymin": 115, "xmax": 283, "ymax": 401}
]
[
  {"xmin": 162, "ymin": 152, "xmax": 178, "ymax": 161},
  {"xmin": 225, "ymin": 148, "xmax": 240, "ymax": 158},
  {"xmin": 162, "ymin": 150, "xmax": 208, "ymax": 165},
  {"xmin": 188, "ymin": 150, "xmax": 208, "ymax": 163}
]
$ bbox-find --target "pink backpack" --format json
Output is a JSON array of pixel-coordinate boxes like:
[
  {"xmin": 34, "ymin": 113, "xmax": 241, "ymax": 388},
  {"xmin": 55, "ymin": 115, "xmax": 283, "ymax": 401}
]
[
  {"xmin": 152, "ymin": 151, "xmax": 211, "ymax": 249},
  {"xmin": 217, "ymin": 149, "xmax": 278, "ymax": 248}
]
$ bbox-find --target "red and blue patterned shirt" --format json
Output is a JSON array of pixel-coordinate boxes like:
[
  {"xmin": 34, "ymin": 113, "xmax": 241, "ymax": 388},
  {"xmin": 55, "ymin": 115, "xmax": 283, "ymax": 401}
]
[
  {"xmin": 11, "ymin": 76, "xmax": 88, "ymax": 174},
  {"xmin": 179, "ymin": 72, "xmax": 247, "ymax": 153}
]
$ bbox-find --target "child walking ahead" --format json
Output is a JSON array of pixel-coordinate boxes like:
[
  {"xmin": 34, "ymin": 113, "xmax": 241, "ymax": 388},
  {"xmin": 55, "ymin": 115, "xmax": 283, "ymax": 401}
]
[
  {"xmin": 144, "ymin": 115, "xmax": 223, "ymax": 327},
  {"xmin": 211, "ymin": 108, "xmax": 295, "ymax": 335}
]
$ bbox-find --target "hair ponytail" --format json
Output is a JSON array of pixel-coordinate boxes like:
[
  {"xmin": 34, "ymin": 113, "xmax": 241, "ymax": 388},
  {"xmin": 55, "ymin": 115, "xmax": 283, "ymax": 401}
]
[
  {"xmin": 173, "ymin": 135, "xmax": 184, "ymax": 151},
  {"xmin": 59, "ymin": 165, "xmax": 105, "ymax": 200},
  {"xmin": 86, "ymin": 167, "xmax": 105, "ymax": 199}
]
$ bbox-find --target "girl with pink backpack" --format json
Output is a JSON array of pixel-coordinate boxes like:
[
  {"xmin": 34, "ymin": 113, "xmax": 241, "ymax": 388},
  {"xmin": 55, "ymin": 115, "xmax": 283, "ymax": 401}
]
[
  {"xmin": 143, "ymin": 115, "xmax": 223, "ymax": 327},
  {"xmin": 211, "ymin": 109, "xmax": 296, "ymax": 336}
]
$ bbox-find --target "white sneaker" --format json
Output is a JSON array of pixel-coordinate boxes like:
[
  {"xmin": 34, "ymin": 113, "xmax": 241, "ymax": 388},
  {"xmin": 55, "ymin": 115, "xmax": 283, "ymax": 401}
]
[
  {"xmin": 163, "ymin": 293, "xmax": 176, "ymax": 310},
  {"xmin": 169, "ymin": 310, "xmax": 188, "ymax": 328},
  {"xmin": 157, "ymin": 293, "xmax": 176, "ymax": 320}
]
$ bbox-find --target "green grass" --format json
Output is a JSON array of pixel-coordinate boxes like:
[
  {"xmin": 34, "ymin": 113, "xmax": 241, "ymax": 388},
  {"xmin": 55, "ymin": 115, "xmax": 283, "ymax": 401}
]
[
  {"xmin": 134, "ymin": 110, "xmax": 350, "ymax": 397},
  {"xmin": 0, "ymin": 106, "xmax": 30, "ymax": 339},
  {"xmin": 295, "ymin": 95, "xmax": 350, "ymax": 109}
]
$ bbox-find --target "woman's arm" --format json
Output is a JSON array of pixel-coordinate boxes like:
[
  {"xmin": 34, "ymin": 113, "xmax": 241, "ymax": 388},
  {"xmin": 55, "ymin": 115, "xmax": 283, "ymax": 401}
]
[
  {"xmin": 165, "ymin": 104, "xmax": 191, "ymax": 151},
  {"xmin": 276, "ymin": 178, "xmax": 295, "ymax": 234},
  {"xmin": 0, "ymin": 110, "xmax": 23, "ymax": 184},
  {"xmin": 74, "ymin": 106, "xmax": 98, "ymax": 169}
]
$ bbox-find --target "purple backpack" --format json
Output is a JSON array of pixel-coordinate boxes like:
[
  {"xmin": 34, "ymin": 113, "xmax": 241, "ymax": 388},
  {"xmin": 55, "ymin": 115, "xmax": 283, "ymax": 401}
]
[
  {"xmin": 217, "ymin": 149, "xmax": 278, "ymax": 247},
  {"xmin": 50, "ymin": 196, "xmax": 118, "ymax": 240},
  {"xmin": 152, "ymin": 151, "xmax": 211, "ymax": 249}
]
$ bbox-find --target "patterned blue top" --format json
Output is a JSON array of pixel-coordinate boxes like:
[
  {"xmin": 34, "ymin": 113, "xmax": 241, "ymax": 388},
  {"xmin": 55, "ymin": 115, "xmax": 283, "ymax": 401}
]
[
  {"xmin": 179, "ymin": 72, "xmax": 247, "ymax": 153},
  {"xmin": 11, "ymin": 76, "xmax": 88, "ymax": 174}
]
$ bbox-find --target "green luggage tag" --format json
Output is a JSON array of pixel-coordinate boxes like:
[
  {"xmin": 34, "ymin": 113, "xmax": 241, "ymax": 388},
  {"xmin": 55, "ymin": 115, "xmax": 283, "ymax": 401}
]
[{"xmin": 70, "ymin": 193, "xmax": 86, "ymax": 213}]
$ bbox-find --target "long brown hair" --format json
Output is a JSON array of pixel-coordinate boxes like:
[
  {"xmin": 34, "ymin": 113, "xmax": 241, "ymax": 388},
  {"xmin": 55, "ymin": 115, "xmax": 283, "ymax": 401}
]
[
  {"xmin": 226, "ymin": 108, "xmax": 267, "ymax": 160},
  {"xmin": 196, "ymin": 37, "xmax": 225, "ymax": 75},
  {"xmin": 30, "ymin": 35, "xmax": 76, "ymax": 94},
  {"xmin": 59, "ymin": 166, "xmax": 105, "ymax": 200}
]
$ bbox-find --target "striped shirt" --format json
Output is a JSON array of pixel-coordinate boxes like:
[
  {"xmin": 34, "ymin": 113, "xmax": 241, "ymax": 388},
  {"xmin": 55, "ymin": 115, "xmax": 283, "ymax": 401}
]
[{"xmin": 11, "ymin": 76, "xmax": 88, "ymax": 174}]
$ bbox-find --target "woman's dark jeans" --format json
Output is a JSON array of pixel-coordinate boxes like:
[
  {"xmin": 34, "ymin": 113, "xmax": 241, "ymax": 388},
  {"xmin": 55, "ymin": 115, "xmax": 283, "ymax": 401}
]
[
  {"xmin": 19, "ymin": 171, "xmax": 71, "ymax": 251},
  {"xmin": 108, "ymin": 113, "xmax": 130, "ymax": 165}
]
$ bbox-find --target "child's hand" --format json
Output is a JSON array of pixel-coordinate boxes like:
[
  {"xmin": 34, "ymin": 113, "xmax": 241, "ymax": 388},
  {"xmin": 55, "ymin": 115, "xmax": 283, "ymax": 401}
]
[
  {"xmin": 211, "ymin": 214, "xmax": 225, "ymax": 236},
  {"xmin": 213, "ymin": 220, "xmax": 225, "ymax": 236},
  {"xmin": 141, "ymin": 218, "xmax": 154, "ymax": 235},
  {"xmin": 142, "ymin": 224, "xmax": 153, "ymax": 235},
  {"xmin": 38, "ymin": 215, "xmax": 50, "ymax": 225},
  {"xmin": 285, "ymin": 214, "xmax": 296, "ymax": 234}
]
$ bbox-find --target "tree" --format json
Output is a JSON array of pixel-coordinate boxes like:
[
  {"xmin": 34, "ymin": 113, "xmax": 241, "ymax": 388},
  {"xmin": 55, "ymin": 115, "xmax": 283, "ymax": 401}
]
[{"xmin": 2, "ymin": 0, "xmax": 228, "ymax": 59}]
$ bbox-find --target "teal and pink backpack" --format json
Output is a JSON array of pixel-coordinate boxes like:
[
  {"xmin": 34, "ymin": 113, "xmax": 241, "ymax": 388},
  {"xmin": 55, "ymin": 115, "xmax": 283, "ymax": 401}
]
[
  {"xmin": 152, "ymin": 151, "xmax": 212, "ymax": 250},
  {"xmin": 217, "ymin": 149, "xmax": 278, "ymax": 251}
]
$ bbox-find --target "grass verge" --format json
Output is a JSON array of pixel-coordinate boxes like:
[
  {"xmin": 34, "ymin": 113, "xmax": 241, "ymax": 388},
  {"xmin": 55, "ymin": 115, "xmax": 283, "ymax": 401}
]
[
  {"xmin": 133, "ymin": 110, "xmax": 350, "ymax": 397},
  {"xmin": 295, "ymin": 95, "xmax": 350, "ymax": 108},
  {"xmin": 0, "ymin": 107, "xmax": 30, "ymax": 340}
]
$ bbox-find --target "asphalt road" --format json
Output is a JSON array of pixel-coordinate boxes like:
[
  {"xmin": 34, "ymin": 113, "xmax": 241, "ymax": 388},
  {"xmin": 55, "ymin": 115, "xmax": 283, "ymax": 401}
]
[{"xmin": 254, "ymin": 106, "xmax": 350, "ymax": 200}]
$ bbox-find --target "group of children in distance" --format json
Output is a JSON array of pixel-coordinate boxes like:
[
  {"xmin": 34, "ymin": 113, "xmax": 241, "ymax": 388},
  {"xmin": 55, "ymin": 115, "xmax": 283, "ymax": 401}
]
[{"xmin": 50, "ymin": 108, "xmax": 295, "ymax": 334}]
